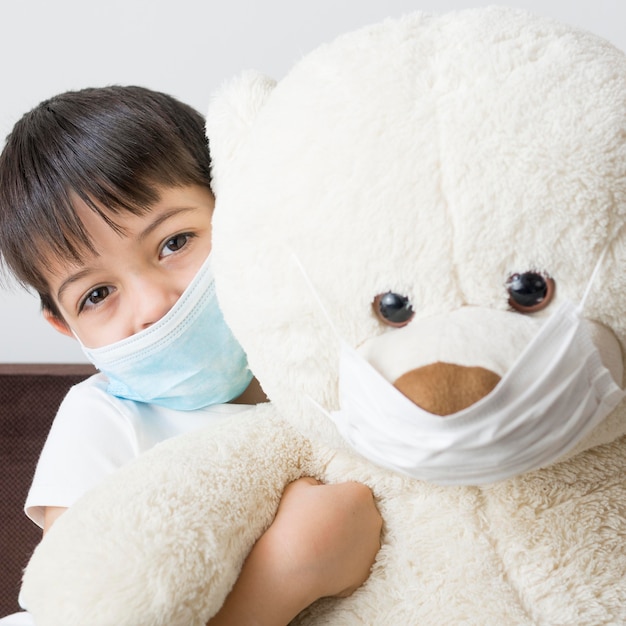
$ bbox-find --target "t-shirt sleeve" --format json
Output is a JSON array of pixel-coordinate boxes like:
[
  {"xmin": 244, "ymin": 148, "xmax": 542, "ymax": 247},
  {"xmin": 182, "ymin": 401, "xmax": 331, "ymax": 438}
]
[{"xmin": 24, "ymin": 375, "xmax": 139, "ymax": 528}]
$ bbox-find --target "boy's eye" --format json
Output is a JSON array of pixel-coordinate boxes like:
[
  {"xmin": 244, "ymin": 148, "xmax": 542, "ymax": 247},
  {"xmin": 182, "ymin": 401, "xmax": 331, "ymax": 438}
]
[
  {"xmin": 82, "ymin": 286, "xmax": 112, "ymax": 309},
  {"xmin": 162, "ymin": 233, "xmax": 191, "ymax": 256}
]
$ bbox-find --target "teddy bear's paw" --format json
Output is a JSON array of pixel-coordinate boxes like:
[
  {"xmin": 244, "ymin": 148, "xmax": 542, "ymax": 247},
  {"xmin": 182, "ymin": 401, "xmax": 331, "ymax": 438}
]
[{"xmin": 21, "ymin": 407, "xmax": 312, "ymax": 626}]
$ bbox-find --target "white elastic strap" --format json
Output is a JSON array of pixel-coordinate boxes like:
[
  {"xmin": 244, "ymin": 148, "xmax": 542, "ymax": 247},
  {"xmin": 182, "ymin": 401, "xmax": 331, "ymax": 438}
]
[
  {"xmin": 578, "ymin": 244, "xmax": 610, "ymax": 313},
  {"xmin": 291, "ymin": 252, "xmax": 343, "ymax": 342}
]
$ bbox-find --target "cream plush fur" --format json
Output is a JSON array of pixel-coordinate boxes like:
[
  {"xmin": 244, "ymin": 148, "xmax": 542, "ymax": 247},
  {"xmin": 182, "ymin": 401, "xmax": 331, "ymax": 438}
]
[{"xmin": 21, "ymin": 6, "xmax": 626, "ymax": 625}]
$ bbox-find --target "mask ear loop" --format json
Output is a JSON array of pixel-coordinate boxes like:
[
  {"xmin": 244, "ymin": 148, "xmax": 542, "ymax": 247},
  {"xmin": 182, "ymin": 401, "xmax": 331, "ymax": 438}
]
[
  {"xmin": 290, "ymin": 252, "xmax": 344, "ymax": 342},
  {"xmin": 578, "ymin": 244, "xmax": 609, "ymax": 314},
  {"xmin": 290, "ymin": 252, "xmax": 342, "ymax": 419}
]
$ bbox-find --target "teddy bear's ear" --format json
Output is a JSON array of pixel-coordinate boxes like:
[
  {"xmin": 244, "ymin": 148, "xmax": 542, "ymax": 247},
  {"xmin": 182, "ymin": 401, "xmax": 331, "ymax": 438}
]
[{"xmin": 206, "ymin": 70, "xmax": 276, "ymax": 194}]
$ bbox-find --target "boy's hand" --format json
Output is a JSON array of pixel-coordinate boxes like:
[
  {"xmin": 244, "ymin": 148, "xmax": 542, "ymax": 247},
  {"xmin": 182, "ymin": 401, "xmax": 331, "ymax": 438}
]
[
  {"xmin": 272, "ymin": 477, "xmax": 382, "ymax": 599},
  {"xmin": 209, "ymin": 477, "xmax": 382, "ymax": 626}
]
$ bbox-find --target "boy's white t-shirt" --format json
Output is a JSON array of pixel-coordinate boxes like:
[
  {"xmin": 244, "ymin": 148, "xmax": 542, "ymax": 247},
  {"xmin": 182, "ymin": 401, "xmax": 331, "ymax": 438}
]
[{"xmin": 25, "ymin": 372, "xmax": 252, "ymax": 528}]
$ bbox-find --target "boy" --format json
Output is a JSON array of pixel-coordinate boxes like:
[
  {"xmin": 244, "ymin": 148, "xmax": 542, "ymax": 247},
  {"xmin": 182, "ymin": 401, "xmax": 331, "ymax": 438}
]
[{"xmin": 0, "ymin": 86, "xmax": 381, "ymax": 625}]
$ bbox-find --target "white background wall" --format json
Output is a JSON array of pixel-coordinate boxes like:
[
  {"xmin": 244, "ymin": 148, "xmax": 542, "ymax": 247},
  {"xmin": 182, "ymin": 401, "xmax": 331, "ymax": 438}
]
[{"xmin": 0, "ymin": 0, "xmax": 624, "ymax": 363}]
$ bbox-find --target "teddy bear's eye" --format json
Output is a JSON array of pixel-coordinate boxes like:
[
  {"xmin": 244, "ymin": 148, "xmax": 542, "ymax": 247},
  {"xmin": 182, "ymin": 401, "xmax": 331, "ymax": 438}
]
[
  {"xmin": 373, "ymin": 292, "xmax": 414, "ymax": 327},
  {"xmin": 506, "ymin": 272, "xmax": 555, "ymax": 313}
]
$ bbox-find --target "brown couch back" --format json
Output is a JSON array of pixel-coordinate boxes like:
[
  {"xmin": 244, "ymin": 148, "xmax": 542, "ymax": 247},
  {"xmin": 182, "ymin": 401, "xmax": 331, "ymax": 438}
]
[{"xmin": 0, "ymin": 363, "xmax": 95, "ymax": 616}]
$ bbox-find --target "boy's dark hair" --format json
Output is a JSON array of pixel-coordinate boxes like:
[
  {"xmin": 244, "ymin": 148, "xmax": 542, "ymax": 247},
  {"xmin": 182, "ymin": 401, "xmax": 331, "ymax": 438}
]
[{"xmin": 0, "ymin": 85, "xmax": 212, "ymax": 318}]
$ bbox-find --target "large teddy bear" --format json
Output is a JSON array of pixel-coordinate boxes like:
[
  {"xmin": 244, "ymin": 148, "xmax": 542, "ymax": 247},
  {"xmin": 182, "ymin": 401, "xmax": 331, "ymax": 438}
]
[{"xmin": 21, "ymin": 6, "xmax": 626, "ymax": 625}]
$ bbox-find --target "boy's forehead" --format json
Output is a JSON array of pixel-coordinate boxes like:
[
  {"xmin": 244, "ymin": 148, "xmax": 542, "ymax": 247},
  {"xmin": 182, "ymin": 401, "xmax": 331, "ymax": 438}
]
[
  {"xmin": 67, "ymin": 190, "xmax": 155, "ymax": 248},
  {"xmin": 35, "ymin": 194, "xmax": 122, "ymax": 286},
  {"xmin": 69, "ymin": 191, "xmax": 131, "ymax": 229},
  {"xmin": 36, "ymin": 230, "xmax": 95, "ymax": 288}
]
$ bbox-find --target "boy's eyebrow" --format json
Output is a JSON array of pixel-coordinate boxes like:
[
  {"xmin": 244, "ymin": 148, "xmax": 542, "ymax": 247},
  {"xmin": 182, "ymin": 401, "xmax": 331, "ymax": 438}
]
[
  {"xmin": 56, "ymin": 267, "xmax": 97, "ymax": 303},
  {"xmin": 137, "ymin": 206, "xmax": 196, "ymax": 242}
]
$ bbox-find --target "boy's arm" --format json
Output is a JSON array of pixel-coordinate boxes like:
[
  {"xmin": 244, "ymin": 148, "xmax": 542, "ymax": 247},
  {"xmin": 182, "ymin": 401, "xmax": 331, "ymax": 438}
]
[
  {"xmin": 43, "ymin": 507, "xmax": 67, "ymax": 534},
  {"xmin": 43, "ymin": 478, "xmax": 382, "ymax": 626},
  {"xmin": 208, "ymin": 478, "xmax": 382, "ymax": 626}
]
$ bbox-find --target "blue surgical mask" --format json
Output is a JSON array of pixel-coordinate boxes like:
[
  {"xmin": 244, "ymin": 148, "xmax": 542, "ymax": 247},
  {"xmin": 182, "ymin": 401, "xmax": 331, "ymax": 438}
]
[{"xmin": 78, "ymin": 254, "xmax": 253, "ymax": 410}]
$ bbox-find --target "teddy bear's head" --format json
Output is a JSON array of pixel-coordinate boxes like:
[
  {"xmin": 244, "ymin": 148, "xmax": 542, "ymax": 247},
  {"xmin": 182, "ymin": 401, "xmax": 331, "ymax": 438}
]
[{"xmin": 208, "ymin": 6, "xmax": 626, "ymax": 484}]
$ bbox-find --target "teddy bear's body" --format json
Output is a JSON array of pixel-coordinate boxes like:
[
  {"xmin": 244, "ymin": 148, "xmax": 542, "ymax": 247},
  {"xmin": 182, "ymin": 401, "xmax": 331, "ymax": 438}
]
[
  {"xmin": 21, "ymin": 7, "xmax": 626, "ymax": 626},
  {"xmin": 211, "ymin": 7, "xmax": 626, "ymax": 624},
  {"xmin": 291, "ymin": 439, "xmax": 626, "ymax": 625}
]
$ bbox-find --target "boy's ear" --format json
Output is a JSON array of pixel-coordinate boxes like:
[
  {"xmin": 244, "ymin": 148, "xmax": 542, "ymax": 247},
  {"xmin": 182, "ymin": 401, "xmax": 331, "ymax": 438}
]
[
  {"xmin": 206, "ymin": 70, "xmax": 276, "ymax": 196},
  {"xmin": 43, "ymin": 308, "xmax": 73, "ymax": 338}
]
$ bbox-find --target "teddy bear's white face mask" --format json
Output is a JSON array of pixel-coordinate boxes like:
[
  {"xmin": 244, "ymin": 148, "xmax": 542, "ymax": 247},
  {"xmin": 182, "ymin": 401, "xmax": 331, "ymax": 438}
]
[
  {"xmin": 331, "ymin": 299, "xmax": 623, "ymax": 484},
  {"xmin": 307, "ymin": 252, "xmax": 625, "ymax": 485}
]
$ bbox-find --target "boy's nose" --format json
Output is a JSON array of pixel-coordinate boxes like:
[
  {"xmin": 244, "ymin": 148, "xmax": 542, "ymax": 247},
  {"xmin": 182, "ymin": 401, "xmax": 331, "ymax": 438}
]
[{"xmin": 132, "ymin": 277, "xmax": 182, "ymax": 333}]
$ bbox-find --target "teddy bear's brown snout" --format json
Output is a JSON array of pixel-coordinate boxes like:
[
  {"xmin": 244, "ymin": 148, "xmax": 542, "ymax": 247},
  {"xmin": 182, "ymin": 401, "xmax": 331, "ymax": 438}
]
[{"xmin": 394, "ymin": 363, "xmax": 501, "ymax": 416}]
